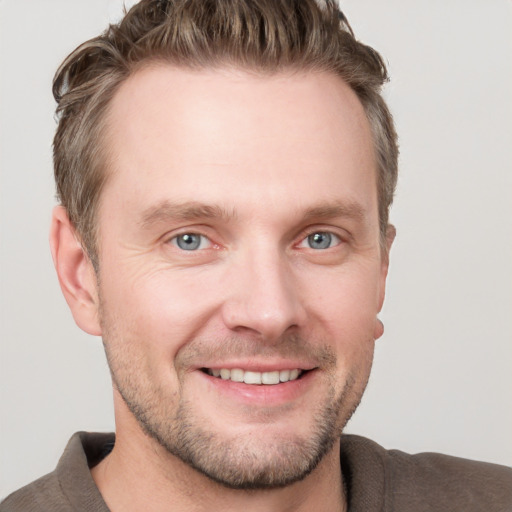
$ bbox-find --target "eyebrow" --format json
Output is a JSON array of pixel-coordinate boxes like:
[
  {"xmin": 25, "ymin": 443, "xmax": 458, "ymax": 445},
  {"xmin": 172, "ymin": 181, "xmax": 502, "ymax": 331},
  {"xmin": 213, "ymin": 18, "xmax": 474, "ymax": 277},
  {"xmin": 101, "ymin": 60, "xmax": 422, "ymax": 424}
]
[
  {"xmin": 139, "ymin": 200, "xmax": 236, "ymax": 228},
  {"xmin": 139, "ymin": 199, "xmax": 367, "ymax": 229},
  {"xmin": 300, "ymin": 201, "xmax": 367, "ymax": 223}
]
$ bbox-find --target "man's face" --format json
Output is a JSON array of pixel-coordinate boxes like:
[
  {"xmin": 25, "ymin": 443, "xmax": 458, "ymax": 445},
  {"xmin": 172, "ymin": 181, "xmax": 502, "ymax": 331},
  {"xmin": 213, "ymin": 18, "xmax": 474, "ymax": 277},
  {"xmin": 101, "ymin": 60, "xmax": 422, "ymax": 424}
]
[{"xmin": 94, "ymin": 65, "xmax": 390, "ymax": 488}]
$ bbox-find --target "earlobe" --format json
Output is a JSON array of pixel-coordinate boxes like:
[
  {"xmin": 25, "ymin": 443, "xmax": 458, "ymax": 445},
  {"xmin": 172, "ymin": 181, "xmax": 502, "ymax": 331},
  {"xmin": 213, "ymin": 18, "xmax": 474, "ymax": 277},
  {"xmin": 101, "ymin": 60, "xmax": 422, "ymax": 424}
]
[
  {"xmin": 373, "ymin": 318, "xmax": 384, "ymax": 340},
  {"xmin": 49, "ymin": 206, "xmax": 102, "ymax": 336}
]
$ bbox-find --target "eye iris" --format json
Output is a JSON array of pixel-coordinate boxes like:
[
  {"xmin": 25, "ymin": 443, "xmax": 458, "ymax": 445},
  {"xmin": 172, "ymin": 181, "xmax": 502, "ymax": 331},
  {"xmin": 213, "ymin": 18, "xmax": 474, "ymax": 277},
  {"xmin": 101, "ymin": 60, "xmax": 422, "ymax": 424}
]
[
  {"xmin": 308, "ymin": 232, "xmax": 332, "ymax": 250},
  {"xmin": 176, "ymin": 234, "xmax": 201, "ymax": 250}
]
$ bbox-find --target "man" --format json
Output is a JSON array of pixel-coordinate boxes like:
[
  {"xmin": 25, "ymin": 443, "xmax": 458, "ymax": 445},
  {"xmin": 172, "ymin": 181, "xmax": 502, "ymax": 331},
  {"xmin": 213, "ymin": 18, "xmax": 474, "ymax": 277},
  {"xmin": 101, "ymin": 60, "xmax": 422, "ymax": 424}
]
[{"xmin": 1, "ymin": 0, "xmax": 511, "ymax": 510}]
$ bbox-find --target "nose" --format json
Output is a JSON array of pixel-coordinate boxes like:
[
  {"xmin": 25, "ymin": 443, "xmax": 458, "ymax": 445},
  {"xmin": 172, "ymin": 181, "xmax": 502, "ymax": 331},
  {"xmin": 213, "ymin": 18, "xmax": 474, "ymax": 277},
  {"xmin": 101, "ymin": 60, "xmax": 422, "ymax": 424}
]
[{"xmin": 221, "ymin": 246, "xmax": 305, "ymax": 342}]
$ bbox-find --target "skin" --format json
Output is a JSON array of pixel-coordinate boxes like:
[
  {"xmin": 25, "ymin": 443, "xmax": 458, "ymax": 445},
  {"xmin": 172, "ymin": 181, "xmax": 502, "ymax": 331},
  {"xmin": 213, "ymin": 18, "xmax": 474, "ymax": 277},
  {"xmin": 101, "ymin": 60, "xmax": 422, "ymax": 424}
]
[{"xmin": 50, "ymin": 65, "xmax": 394, "ymax": 512}]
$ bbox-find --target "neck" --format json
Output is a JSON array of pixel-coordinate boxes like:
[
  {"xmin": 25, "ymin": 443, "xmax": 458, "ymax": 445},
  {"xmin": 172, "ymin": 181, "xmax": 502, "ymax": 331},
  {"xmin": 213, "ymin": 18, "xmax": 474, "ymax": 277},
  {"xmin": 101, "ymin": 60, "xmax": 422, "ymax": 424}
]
[{"xmin": 91, "ymin": 425, "xmax": 346, "ymax": 512}]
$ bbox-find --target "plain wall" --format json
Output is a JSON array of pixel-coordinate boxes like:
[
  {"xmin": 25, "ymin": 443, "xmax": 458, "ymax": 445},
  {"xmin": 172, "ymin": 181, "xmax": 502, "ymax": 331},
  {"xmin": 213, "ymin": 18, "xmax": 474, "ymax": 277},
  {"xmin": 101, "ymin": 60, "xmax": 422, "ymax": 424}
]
[{"xmin": 1, "ymin": 0, "xmax": 511, "ymax": 498}]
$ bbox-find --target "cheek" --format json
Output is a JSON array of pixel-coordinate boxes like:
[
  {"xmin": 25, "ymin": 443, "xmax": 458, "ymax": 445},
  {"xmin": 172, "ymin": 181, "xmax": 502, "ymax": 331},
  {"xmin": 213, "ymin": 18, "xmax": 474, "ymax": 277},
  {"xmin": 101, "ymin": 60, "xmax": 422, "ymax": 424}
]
[
  {"xmin": 299, "ymin": 264, "xmax": 380, "ymax": 375},
  {"xmin": 99, "ymin": 262, "xmax": 226, "ymax": 356},
  {"xmin": 302, "ymin": 263, "xmax": 382, "ymax": 330}
]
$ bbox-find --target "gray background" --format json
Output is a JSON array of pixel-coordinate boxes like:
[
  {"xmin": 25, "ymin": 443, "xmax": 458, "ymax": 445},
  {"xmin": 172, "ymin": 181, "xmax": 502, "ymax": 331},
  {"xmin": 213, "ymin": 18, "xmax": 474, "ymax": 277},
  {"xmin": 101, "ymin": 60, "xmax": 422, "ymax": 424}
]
[{"xmin": 1, "ymin": 0, "xmax": 511, "ymax": 498}]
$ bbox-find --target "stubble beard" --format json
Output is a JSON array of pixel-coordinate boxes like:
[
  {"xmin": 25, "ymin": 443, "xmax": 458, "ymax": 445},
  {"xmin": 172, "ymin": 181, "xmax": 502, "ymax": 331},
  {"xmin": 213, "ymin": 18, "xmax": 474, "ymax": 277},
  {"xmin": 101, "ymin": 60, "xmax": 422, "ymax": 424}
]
[
  {"xmin": 102, "ymin": 323, "xmax": 371, "ymax": 490},
  {"xmin": 125, "ymin": 378, "xmax": 359, "ymax": 490}
]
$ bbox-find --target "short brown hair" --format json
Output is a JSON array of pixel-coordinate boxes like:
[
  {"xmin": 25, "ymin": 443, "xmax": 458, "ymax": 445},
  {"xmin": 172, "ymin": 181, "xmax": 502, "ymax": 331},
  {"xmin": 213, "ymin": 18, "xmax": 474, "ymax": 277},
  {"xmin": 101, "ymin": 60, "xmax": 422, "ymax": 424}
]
[{"xmin": 53, "ymin": 0, "xmax": 398, "ymax": 266}]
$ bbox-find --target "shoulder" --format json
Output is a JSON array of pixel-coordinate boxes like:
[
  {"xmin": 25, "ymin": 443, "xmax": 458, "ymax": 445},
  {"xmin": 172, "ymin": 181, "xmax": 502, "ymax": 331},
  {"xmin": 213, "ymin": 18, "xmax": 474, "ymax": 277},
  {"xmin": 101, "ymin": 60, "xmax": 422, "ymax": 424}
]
[
  {"xmin": 385, "ymin": 445, "xmax": 512, "ymax": 510},
  {"xmin": 1, "ymin": 432, "xmax": 113, "ymax": 512},
  {"xmin": 0, "ymin": 472, "xmax": 70, "ymax": 512},
  {"xmin": 340, "ymin": 434, "xmax": 512, "ymax": 512}
]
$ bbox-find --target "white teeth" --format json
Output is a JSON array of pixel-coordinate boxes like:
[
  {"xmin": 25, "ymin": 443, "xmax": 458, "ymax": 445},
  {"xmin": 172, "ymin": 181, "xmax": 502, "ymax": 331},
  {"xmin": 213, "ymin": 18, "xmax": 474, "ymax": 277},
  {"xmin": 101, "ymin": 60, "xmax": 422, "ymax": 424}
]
[
  {"xmin": 207, "ymin": 368, "xmax": 303, "ymax": 385},
  {"xmin": 230, "ymin": 369, "xmax": 244, "ymax": 382},
  {"xmin": 244, "ymin": 371, "xmax": 262, "ymax": 385},
  {"xmin": 262, "ymin": 371, "xmax": 280, "ymax": 385},
  {"xmin": 279, "ymin": 369, "xmax": 290, "ymax": 382}
]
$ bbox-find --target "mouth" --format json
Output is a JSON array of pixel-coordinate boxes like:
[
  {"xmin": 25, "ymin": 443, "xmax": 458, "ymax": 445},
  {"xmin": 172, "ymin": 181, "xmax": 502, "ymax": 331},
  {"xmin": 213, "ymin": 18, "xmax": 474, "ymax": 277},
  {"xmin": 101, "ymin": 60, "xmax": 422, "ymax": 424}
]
[
  {"xmin": 197, "ymin": 365, "xmax": 318, "ymax": 406},
  {"xmin": 201, "ymin": 368, "xmax": 307, "ymax": 385}
]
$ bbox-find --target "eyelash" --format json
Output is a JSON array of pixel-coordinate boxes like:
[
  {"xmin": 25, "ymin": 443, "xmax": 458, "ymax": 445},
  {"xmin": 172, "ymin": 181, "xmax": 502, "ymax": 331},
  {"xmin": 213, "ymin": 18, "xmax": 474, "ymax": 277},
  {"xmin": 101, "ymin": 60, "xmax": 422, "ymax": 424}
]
[
  {"xmin": 297, "ymin": 231, "xmax": 342, "ymax": 250},
  {"xmin": 167, "ymin": 229, "xmax": 344, "ymax": 252},
  {"xmin": 169, "ymin": 233, "xmax": 213, "ymax": 251}
]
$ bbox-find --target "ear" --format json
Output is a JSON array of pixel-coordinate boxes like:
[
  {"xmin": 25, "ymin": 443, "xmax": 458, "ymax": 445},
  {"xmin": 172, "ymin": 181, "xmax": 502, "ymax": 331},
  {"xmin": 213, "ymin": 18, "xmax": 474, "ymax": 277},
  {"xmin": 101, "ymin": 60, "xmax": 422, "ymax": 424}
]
[
  {"xmin": 374, "ymin": 224, "xmax": 396, "ymax": 340},
  {"xmin": 49, "ymin": 206, "xmax": 102, "ymax": 336}
]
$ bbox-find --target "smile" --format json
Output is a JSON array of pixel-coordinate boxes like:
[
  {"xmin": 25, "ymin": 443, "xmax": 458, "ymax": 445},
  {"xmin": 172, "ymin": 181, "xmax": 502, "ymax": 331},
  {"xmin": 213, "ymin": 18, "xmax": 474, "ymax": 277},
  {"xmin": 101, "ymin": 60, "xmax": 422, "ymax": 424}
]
[{"xmin": 203, "ymin": 368, "xmax": 304, "ymax": 385}]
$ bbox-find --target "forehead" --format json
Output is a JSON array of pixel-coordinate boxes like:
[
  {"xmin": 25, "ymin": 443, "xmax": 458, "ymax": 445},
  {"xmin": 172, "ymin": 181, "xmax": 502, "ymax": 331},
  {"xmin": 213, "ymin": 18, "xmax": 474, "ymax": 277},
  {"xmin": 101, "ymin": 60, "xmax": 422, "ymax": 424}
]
[{"xmin": 101, "ymin": 64, "xmax": 377, "ymax": 224}]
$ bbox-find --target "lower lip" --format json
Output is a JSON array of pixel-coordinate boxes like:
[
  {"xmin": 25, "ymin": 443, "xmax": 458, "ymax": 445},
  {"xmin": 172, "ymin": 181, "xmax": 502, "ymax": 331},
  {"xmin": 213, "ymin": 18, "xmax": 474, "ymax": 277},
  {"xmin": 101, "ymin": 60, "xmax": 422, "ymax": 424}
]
[{"xmin": 197, "ymin": 369, "xmax": 316, "ymax": 406}]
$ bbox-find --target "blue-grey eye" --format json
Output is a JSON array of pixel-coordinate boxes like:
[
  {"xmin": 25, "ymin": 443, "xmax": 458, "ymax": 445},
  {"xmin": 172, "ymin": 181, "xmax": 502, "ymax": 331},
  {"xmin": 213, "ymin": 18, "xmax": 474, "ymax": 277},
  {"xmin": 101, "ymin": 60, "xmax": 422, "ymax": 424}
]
[
  {"xmin": 307, "ymin": 232, "xmax": 336, "ymax": 250},
  {"xmin": 173, "ymin": 233, "xmax": 205, "ymax": 251}
]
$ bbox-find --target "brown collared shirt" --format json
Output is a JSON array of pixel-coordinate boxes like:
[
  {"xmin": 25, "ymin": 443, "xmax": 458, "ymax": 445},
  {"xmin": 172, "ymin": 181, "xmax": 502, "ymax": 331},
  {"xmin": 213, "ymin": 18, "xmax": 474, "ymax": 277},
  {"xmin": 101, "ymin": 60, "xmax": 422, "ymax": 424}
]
[{"xmin": 2, "ymin": 432, "xmax": 512, "ymax": 511}]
